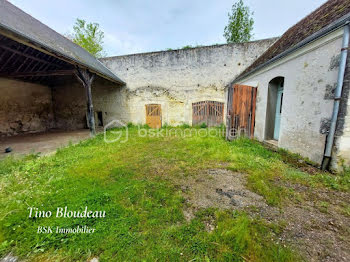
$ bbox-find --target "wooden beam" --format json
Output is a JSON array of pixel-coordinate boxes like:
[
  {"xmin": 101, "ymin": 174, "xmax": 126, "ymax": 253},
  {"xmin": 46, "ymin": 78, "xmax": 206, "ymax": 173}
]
[
  {"xmin": 21, "ymin": 49, "xmax": 41, "ymax": 73},
  {"xmin": 32, "ymin": 56, "xmax": 54, "ymax": 73},
  {"xmin": 0, "ymin": 52, "xmax": 16, "ymax": 70},
  {"xmin": 0, "ymin": 29, "xmax": 78, "ymax": 68},
  {"xmin": 0, "ymin": 69, "xmax": 75, "ymax": 78},
  {"xmin": 0, "ymin": 49, "xmax": 8, "ymax": 62},
  {"xmin": 3, "ymin": 47, "xmax": 30, "ymax": 71},
  {"xmin": 0, "ymin": 44, "xmax": 64, "ymax": 68},
  {"xmin": 75, "ymin": 67, "xmax": 96, "ymax": 136}
]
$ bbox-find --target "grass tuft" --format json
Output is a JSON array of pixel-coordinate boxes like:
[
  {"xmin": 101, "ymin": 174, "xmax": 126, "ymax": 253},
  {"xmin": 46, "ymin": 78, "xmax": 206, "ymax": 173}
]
[{"xmin": 0, "ymin": 127, "xmax": 348, "ymax": 260}]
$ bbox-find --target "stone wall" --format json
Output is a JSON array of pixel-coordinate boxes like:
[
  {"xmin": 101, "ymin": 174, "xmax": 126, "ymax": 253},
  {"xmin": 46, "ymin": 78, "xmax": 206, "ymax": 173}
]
[
  {"xmin": 0, "ymin": 39, "xmax": 277, "ymax": 136},
  {"xmin": 100, "ymin": 38, "xmax": 277, "ymax": 126},
  {"xmin": 52, "ymin": 76, "xmax": 123, "ymax": 130},
  {"xmin": 234, "ymin": 28, "xmax": 345, "ymax": 167},
  {"xmin": 52, "ymin": 78, "xmax": 86, "ymax": 130},
  {"xmin": 0, "ymin": 78, "xmax": 54, "ymax": 136}
]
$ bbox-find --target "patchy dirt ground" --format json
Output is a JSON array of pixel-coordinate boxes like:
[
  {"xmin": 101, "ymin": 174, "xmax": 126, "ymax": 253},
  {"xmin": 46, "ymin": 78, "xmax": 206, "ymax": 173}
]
[
  {"xmin": 178, "ymin": 169, "xmax": 267, "ymax": 219},
  {"xmin": 175, "ymin": 169, "xmax": 350, "ymax": 262}
]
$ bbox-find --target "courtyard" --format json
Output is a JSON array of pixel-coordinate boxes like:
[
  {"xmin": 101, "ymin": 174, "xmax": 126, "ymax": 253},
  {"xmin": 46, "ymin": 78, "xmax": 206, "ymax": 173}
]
[{"xmin": 0, "ymin": 126, "xmax": 349, "ymax": 261}]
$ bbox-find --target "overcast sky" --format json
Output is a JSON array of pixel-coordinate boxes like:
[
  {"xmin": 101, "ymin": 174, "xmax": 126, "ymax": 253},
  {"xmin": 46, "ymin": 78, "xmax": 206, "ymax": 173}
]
[{"xmin": 9, "ymin": 0, "xmax": 327, "ymax": 56}]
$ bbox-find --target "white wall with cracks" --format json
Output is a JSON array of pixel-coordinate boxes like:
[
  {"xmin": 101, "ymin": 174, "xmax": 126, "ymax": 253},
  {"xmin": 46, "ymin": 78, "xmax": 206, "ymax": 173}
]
[
  {"xmin": 100, "ymin": 38, "xmax": 277, "ymax": 126},
  {"xmin": 0, "ymin": 39, "xmax": 276, "ymax": 137},
  {"xmin": 234, "ymin": 28, "xmax": 348, "ymax": 168}
]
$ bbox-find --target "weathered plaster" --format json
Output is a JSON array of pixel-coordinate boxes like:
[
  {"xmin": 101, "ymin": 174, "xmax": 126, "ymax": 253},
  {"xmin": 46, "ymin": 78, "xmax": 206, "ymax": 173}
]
[
  {"xmin": 52, "ymin": 76, "xmax": 124, "ymax": 130},
  {"xmin": 234, "ymin": 28, "xmax": 344, "ymax": 166},
  {"xmin": 100, "ymin": 39, "xmax": 277, "ymax": 126},
  {"xmin": 0, "ymin": 78, "xmax": 54, "ymax": 136}
]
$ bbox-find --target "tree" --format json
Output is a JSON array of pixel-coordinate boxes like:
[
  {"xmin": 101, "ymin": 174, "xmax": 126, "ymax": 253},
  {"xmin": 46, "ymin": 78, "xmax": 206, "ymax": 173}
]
[
  {"xmin": 70, "ymin": 18, "xmax": 106, "ymax": 58},
  {"xmin": 223, "ymin": 0, "xmax": 254, "ymax": 43}
]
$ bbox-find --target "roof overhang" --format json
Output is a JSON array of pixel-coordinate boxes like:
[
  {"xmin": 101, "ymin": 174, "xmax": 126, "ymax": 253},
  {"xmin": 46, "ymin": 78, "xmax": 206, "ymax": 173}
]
[
  {"xmin": 0, "ymin": 25, "xmax": 125, "ymax": 85},
  {"xmin": 233, "ymin": 12, "xmax": 350, "ymax": 84}
]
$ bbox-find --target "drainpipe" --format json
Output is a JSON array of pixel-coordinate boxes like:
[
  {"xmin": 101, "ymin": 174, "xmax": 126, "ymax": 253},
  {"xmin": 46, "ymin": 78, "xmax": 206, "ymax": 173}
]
[{"xmin": 321, "ymin": 22, "xmax": 350, "ymax": 170}]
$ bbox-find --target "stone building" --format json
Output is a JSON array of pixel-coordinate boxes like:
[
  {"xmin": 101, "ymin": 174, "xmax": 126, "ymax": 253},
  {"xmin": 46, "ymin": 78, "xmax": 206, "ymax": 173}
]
[
  {"xmin": 0, "ymin": 0, "xmax": 276, "ymax": 137},
  {"xmin": 0, "ymin": 0, "xmax": 124, "ymax": 138},
  {"xmin": 99, "ymin": 39, "xmax": 276, "ymax": 127},
  {"xmin": 226, "ymin": 0, "xmax": 350, "ymax": 169},
  {"xmin": 1, "ymin": 0, "xmax": 350, "ymax": 170}
]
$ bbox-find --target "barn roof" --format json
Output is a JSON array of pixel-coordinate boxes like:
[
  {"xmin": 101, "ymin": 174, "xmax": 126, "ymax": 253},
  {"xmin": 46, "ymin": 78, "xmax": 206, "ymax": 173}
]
[
  {"xmin": 0, "ymin": 0, "xmax": 125, "ymax": 85},
  {"xmin": 235, "ymin": 0, "xmax": 350, "ymax": 82}
]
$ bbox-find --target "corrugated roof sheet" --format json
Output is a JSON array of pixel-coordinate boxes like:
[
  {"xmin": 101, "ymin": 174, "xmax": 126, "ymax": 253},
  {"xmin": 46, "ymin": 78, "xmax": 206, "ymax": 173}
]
[
  {"xmin": 236, "ymin": 0, "xmax": 350, "ymax": 81},
  {"xmin": 0, "ymin": 0, "xmax": 125, "ymax": 85}
]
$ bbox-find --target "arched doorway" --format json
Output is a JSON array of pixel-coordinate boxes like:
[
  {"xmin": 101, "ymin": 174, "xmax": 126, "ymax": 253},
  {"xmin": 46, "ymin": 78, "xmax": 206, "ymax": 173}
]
[{"xmin": 265, "ymin": 77, "xmax": 284, "ymax": 141}]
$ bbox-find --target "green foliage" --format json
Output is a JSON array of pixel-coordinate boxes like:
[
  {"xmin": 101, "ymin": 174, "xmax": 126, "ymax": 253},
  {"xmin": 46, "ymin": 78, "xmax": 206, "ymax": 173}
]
[
  {"xmin": 1, "ymin": 127, "xmax": 349, "ymax": 260},
  {"xmin": 181, "ymin": 123, "xmax": 191, "ymax": 128},
  {"xmin": 224, "ymin": 0, "xmax": 254, "ymax": 43},
  {"xmin": 181, "ymin": 44, "xmax": 204, "ymax": 50},
  {"xmin": 200, "ymin": 122, "xmax": 207, "ymax": 128},
  {"xmin": 71, "ymin": 18, "xmax": 106, "ymax": 58}
]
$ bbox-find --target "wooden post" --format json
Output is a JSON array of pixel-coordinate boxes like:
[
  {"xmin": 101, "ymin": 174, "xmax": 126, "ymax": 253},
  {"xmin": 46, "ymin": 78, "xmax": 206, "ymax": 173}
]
[{"xmin": 75, "ymin": 67, "xmax": 96, "ymax": 136}]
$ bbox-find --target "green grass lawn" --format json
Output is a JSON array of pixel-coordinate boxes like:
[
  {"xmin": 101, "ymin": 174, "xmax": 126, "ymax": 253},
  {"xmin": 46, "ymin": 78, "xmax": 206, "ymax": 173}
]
[{"xmin": 0, "ymin": 126, "xmax": 349, "ymax": 261}]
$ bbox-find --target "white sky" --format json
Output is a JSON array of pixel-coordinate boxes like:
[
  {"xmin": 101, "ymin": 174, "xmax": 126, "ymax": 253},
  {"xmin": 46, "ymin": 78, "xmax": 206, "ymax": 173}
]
[{"xmin": 9, "ymin": 0, "xmax": 328, "ymax": 56}]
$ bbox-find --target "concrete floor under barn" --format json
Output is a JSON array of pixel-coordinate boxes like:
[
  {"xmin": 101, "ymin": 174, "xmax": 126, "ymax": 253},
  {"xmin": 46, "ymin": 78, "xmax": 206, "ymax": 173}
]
[{"xmin": 0, "ymin": 129, "xmax": 94, "ymax": 158}]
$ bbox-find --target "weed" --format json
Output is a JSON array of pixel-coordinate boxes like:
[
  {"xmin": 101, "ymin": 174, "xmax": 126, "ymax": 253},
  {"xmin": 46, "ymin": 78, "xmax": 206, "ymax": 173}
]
[
  {"xmin": 180, "ymin": 123, "xmax": 191, "ymax": 128},
  {"xmin": 200, "ymin": 123, "xmax": 207, "ymax": 128},
  {"xmin": 0, "ymin": 127, "xmax": 348, "ymax": 260}
]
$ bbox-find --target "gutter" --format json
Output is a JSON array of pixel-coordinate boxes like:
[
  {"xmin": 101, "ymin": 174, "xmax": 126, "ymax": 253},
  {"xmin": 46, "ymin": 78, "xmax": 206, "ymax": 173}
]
[
  {"xmin": 232, "ymin": 13, "xmax": 350, "ymax": 84},
  {"xmin": 321, "ymin": 22, "xmax": 350, "ymax": 170}
]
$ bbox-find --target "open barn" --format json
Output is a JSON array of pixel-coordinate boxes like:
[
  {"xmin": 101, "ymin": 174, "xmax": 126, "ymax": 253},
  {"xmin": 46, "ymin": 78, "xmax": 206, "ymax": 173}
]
[{"xmin": 0, "ymin": 1, "xmax": 124, "ymax": 155}]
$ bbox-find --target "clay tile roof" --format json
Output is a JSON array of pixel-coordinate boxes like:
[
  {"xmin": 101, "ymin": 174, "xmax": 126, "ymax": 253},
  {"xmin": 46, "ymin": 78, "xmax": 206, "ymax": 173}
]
[
  {"xmin": 236, "ymin": 0, "xmax": 350, "ymax": 81},
  {"xmin": 0, "ymin": 0, "xmax": 125, "ymax": 85}
]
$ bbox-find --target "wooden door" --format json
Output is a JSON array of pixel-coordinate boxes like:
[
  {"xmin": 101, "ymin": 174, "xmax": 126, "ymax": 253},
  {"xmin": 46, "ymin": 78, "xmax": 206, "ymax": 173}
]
[
  {"xmin": 227, "ymin": 84, "xmax": 257, "ymax": 139},
  {"xmin": 207, "ymin": 101, "xmax": 224, "ymax": 126},
  {"xmin": 145, "ymin": 104, "xmax": 162, "ymax": 128},
  {"xmin": 192, "ymin": 101, "xmax": 207, "ymax": 126},
  {"xmin": 192, "ymin": 101, "xmax": 224, "ymax": 127}
]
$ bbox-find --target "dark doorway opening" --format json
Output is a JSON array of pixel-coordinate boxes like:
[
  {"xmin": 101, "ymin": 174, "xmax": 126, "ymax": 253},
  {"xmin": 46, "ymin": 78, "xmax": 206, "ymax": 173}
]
[
  {"xmin": 265, "ymin": 77, "xmax": 284, "ymax": 141},
  {"xmin": 97, "ymin": 111, "xmax": 103, "ymax": 127}
]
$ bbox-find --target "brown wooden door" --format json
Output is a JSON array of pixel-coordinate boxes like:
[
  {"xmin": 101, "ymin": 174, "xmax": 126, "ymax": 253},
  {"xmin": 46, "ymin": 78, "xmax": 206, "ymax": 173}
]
[
  {"xmin": 145, "ymin": 104, "xmax": 162, "ymax": 128},
  {"xmin": 192, "ymin": 101, "xmax": 224, "ymax": 127},
  {"xmin": 227, "ymin": 84, "xmax": 257, "ymax": 139}
]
